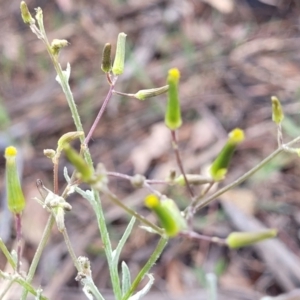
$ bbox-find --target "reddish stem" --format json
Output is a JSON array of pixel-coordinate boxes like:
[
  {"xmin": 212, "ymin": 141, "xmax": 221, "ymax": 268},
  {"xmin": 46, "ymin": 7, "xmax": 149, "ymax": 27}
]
[
  {"xmin": 171, "ymin": 130, "xmax": 194, "ymax": 198},
  {"xmin": 84, "ymin": 77, "xmax": 117, "ymax": 145}
]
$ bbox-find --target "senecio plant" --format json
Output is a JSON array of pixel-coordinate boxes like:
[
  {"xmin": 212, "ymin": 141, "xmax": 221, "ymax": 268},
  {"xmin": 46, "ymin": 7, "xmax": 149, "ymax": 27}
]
[{"xmin": 1, "ymin": 2, "xmax": 299, "ymax": 299}]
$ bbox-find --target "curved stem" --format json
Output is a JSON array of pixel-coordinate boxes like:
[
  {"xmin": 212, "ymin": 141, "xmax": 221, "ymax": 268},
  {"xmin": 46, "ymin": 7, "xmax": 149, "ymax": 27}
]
[{"xmin": 123, "ymin": 236, "xmax": 168, "ymax": 300}]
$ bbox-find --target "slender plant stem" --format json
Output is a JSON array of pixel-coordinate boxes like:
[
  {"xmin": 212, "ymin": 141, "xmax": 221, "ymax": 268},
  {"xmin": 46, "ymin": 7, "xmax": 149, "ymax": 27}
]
[
  {"xmin": 107, "ymin": 172, "xmax": 168, "ymax": 185},
  {"xmin": 106, "ymin": 73, "xmax": 113, "ymax": 85},
  {"xmin": 21, "ymin": 215, "xmax": 55, "ymax": 300},
  {"xmin": 92, "ymin": 189, "xmax": 122, "ymax": 300},
  {"xmin": 179, "ymin": 231, "xmax": 226, "ymax": 245},
  {"xmin": 0, "ymin": 278, "xmax": 14, "ymax": 299},
  {"xmin": 123, "ymin": 236, "xmax": 168, "ymax": 300},
  {"xmin": 0, "ymin": 238, "xmax": 16, "ymax": 269},
  {"xmin": 171, "ymin": 130, "xmax": 194, "ymax": 198},
  {"xmin": 113, "ymin": 90, "xmax": 134, "ymax": 98},
  {"xmin": 61, "ymin": 229, "xmax": 80, "ymax": 271},
  {"xmin": 53, "ymin": 162, "xmax": 59, "ymax": 194},
  {"xmin": 85, "ymin": 80, "xmax": 117, "ymax": 145},
  {"xmin": 277, "ymin": 123, "xmax": 283, "ymax": 147},
  {"xmin": 15, "ymin": 213, "xmax": 22, "ymax": 273},
  {"xmin": 1, "ymin": 271, "xmax": 48, "ymax": 300},
  {"xmin": 105, "ymin": 189, "xmax": 164, "ymax": 236}
]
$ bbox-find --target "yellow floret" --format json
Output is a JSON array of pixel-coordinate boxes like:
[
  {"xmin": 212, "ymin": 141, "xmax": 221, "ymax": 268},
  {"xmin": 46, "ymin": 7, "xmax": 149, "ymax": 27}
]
[
  {"xmin": 5, "ymin": 146, "xmax": 17, "ymax": 158},
  {"xmin": 168, "ymin": 68, "xmax": 180, "ymax": 81},
  {"xmin": 144, "ymin": 194, "xmax": 160, "ymax": 209},
  {"xmin": 228, "ymin": 128, "xmax": 245, "ymax": 144}
]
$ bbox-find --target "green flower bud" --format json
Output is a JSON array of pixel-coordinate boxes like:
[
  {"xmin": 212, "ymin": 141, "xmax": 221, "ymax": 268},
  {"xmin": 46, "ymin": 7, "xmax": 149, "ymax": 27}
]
[
  {"xmin": 144, "ymin": 194, "xmax": 187, "ymax": 237},
  {"xmin": 101, "ymin": 43, "xmax": 112, "ymax": 73},
  {"xmin": 271, "ymin": 96, "xmax": 284, "ymax": 124},
  {"xmin": 112, "ymin": 32, "xmax": 127, "ymax": 75},
  {"xmin": 4, "ymin": 146, "xmax": 25, "ymax": 214},
  {"xmin": 57, "ymin": 131, "xmax": 84, "ymax": 151},
  {"xmin": 20, "ymin": 1, "xmax": 35, "ymax": 25},
  {"xmin": 51, "ymin": 39, "xmax": 69, "ymax": 57},
  {"xmin": 174, "ymin": 174, "xmax": 213, "ymax": 186},
  {"xmin": 226, "ymin": 229, "xmax": 277, "ymax": 249},
  {"xmin": 165, "ymin": 68, "xmax": 182, "ymax": 130},
  {"xmin": 134, "ymin": 85, "xmax": 169, "ymax": 100},
  {"xmin": 209, "ymin": 128, "xmax": 245, "ymax": 181},
  {"xmin": 63, "ymin": 144, "xmax": 93, "ymax": 182}
]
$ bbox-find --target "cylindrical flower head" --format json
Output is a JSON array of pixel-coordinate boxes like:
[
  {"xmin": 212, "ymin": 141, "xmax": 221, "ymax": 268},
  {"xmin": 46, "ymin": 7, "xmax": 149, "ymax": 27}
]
[
  {"xmin": 101, "ymin": 43, "xmax": 112, "ymax": 73},
  {"xmin": 134, "ymin": 85, "xmax": 169, "ymax": 101},
  {"xmin": 209, "ymin": 128, "xmax": 245, "ymax": 181},
  {"xmin": 145, "ymin": 194, "xmax": 187, "ymax": 237},
  {"xmin": 165, "ymin": 68, "xmax": 182, "ymax": 130},
  {"xmin": 226, "ymin": 229, "xmax": 277, "ymax": 249},
  {"xmin": 20, "ymin": 1, "xmax": 35, "ymax": 25},
  {"xmin": 5, "ymin": 146, "xmax": 25, "ymax": 214},
  {"xmin": 112, "ymin": 33, "xmax": 127, "ymax": 75},
  {"xmin": 271, "ymin": 96, "xmax": 284, "ymax": 124},
  {"xmin": 63, "ymin": 144, "xmax": 93, "ymax": 182}
]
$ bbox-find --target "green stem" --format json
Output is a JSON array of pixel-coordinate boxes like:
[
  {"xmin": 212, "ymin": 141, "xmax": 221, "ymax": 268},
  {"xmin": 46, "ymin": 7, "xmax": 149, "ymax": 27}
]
[
  {"xmin": 61, "ymin": 229, "xmax": 80, "ymax": 271},
  {"xmin": 21, "ymin": 215, "xmax": 55, "ymax": 300},
  {"xmin": 1, "ymin": 270, "xmax": 48, "ymax": 300},
  {"xmin": 0, "ymin": 278, "xmax": 14, "ymax": 299},
  {"xmin": 92, "ymin": 189, "xmax": 122, "ymax": 299},
  {"xmin": 123, "ymin": 236, "xmax": 168, "ymax": 300},
  {"xmin": 105, "ymin": 189, "xmax": 164, "ymax": 236},
  {"xmin": 194, "ymin": 134, "xmax": 300, "ymax": 212},
  {"xmin": 0, "ymin": 238, "xmax": 16, "ymax": 269}
]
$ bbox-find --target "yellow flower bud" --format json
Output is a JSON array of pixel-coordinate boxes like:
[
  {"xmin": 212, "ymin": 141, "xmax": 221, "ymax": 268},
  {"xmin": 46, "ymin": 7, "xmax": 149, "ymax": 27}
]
[
  {"xmin": 5, "ymin": 146, "xmax": 25, "ymax": 214},
  {"xmin": 209, "ymin": 128, "xmax": 245, "ymax": 181},
  {"xmin": 145, "ymin": 194, "xmax": 187, "ymax": 237}
]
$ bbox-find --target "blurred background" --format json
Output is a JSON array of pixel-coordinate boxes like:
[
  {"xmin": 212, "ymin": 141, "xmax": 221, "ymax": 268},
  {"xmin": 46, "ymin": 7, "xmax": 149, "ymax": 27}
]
[{"xmin": 1, "ymin": 0, "xmax": 300, "ymax": 299}]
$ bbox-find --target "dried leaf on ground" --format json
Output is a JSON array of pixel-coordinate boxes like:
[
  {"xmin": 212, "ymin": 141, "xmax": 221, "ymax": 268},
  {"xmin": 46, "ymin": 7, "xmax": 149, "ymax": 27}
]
[{"xmin": 130, "ymin": 122, "xmax": 171, "ymax": 174}]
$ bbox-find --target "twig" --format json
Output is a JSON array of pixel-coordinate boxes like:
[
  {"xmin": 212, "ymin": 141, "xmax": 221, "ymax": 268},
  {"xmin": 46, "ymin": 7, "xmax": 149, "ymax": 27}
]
[{"xmin": 171, "ymin": 130, "xmax": 194, "ymax": 198}]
